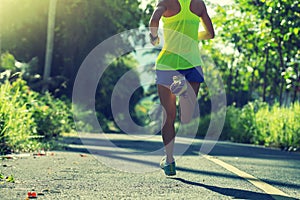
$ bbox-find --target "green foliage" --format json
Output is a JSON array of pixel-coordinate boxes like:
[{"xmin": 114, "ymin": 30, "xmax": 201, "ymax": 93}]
[
  {"xmin": 197, "ymin": 115, "xmax": 211, "ymax": 138},
  {"xmin": 0, "ymin": 0, "xmax": 144, "ymax": 96},
  {"xmin": 72, "ymin": 104, "xmax": 96, "ymax": 132},
  {"xmin": 134, "ymin": 97, "xmax": 155, "ymax": 126},
  {"xmin": 220, "ymin": 105, "xmax": 243, "ymax": 141},
  {"xmin": 96, "ymin": 56, "xmax": 143, "ymax": 132},
  {"xmin": 208, "ymin": 101, "xmax": 300, "ymax": 149},
  {"xmin": 254, "ymin": 102, "xmax": 300, "ymax": 148},
  {"xmin": 5, "ymin": 175, "xmax": 15, "ymax": 183},
  {"xmin": 227, "ymin": 101, "xmax": 268, "ymax": 143},
  {"xmin": 0, "ymin": 172, "xmax": 14, "ymax": 183},
  {"xmin": 30, "ymin": 92, "xmax": 74, "ymax": 140},
  {"xmin": 0, "ymin": 80, "xmax": 37, "ymax": 153},
  {"xmin": 9, "ymin": 79, "xmax": 74, "ymax": 139},
  {"xmin": 0, "ymin": 78, "xmax": 74, "ymax": 154},
  {"xmin": 0, "ymin": 52, "xmax": 44, "ymax": 93},
  {"xmin": 0, "ymin": 52, "xmax": 15, "ymax": 70},
  {"xmin": 209, "ymin": 0, "xmax": 300, "ymax": 105}
]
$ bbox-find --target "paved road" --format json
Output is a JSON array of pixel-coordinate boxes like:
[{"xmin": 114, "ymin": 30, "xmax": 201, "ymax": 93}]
[{"xmin": 1, "ymin": 133, "xmax": 300, "ymax": 199}]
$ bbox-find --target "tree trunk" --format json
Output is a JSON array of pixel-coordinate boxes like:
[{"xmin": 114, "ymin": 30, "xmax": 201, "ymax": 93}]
[
  {"xmin": 292, "ymin": 64, "xmax": 299, "ymax": 103},
  {"xmin": 227, "ymin": 59, "xmax": 234, "ymax": 105},
  {"xmin": 43, "ymin": 0, "xmax": 58, "ymax": 92},
  {"xmin": 262, "ymin": 48, "xmax": 269, "ymax": 102},
  {"xmin": 277, "ymin": 39, "xmax": 285, "ymax": 106},
  {"xmin": 234, "ymin": 69, "xmax": 240, "ymax": 107}
]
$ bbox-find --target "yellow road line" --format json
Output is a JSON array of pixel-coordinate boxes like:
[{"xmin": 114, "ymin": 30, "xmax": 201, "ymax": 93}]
[{"xmin": 203, "ymin": 155, "xmax": 291, "ymax": 200}]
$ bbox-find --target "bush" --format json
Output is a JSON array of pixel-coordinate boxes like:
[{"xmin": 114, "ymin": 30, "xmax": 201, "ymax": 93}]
[
  {"xmin": 0, "ymin": 80, "xmax": 37, "ymax": 153},
  {"xmin": 30, "ymin": 92, "xmax": 74, "ymax": 140},
  {"xmin": 197, "ymin": 114, "xmax": 211, "ymax": 138},
  {"xmin": 238, "ymin": 101, "xmax": 268, "ymax": 144},
  {"xmin": 0, "ymin": 78, "xmax": 74, "ymax": 154},
  {"xmin": 221, "ymin": 105, "xmax": 243, "ymax": 141},
  {"xmin": 197, "ymin": 100, "xmax": 300, "ymax": 149},
  {"xmin": 255, "ymin": 102, "xmax": 300, "ymax": 148}
]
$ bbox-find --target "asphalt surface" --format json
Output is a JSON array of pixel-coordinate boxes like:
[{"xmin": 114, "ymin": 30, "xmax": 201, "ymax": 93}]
[{"xmin": 1, "ymin": 133, "xmax": 300, "ymax": 200}]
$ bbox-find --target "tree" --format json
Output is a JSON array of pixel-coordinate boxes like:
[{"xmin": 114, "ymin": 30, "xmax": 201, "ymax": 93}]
[
  {"xmin": 207, "ymin": 0, "xmax": 300, "ymax": 106},
  {"xmin": 0, "ymin": 0, "xmax": 146, "ymax": 131},
  {"xmin": 0, "ymin": 0, "xmax": 144, "ymax": 95}
]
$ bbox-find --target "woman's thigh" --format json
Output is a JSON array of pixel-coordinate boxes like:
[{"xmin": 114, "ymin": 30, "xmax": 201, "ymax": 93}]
[{"xmin": 157, "ymin": 84, "xmax": 177, "ymax": 121}]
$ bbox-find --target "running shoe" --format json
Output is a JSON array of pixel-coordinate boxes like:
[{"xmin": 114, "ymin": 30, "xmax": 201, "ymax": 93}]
[
  {"xmin": 170, "ymin": 75, "xmax": 187, "ymax": 96},
  {"xmin": 160, "ymin": 157, "xmax": 176, "ymax": 176}
]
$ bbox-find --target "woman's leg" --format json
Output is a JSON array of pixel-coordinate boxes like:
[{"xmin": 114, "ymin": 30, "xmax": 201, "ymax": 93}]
[
  {"xmin": 157, "ymin": 84, "xmax": 177, "ymax": 164},
  {"xmin": 179, "ymin": 82, "xmax": 200, "ymax": 124}
]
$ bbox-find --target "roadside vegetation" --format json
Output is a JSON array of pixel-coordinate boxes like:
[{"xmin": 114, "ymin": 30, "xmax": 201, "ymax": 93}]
[
  {"xmin": 0, "ymin": 76, "xmax": 74, "ymax": 154},
  {"xmin": 196, "ymin": 101, "xmax": 300, "ymax": 150}
]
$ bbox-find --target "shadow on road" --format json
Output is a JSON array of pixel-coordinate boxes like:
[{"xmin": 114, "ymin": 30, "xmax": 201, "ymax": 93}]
[
  {"xmin": 60, "ymin": 135, "xmax": 300, "ymax": 191},
  {"xmin": 176, "ymin": 166, "xmax": 300, "ymax": 191},
  {"xmin": 209, "ymin": 142, "xmax": 300, "ymax": 161},
  {"xmin": 169, "ymin": 177, "xmax": 297, "ymax": 200},
  {"xmin": 61, "ymin": 134, "xmax": 300, "ymax": 160},
  {"xmin": 59, "ymin": 134, "xmax": 300, "ymax": 194},
  {"xmin": 62, "ymin": 135, "xmax": 201, "ymax": 155}
]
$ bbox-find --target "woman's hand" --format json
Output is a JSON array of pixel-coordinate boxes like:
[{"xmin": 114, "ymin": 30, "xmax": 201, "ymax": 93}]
[
  {"xmin": 197, "ymin": 0, "xmax": 215, "ymax": 40},
  {"xmin": 150, "ymin": 33, "xmax": 160, "ymax": 46},
  {"xmin": 149, "ymin": 1, "xmax": 166, "ymax": 46}
]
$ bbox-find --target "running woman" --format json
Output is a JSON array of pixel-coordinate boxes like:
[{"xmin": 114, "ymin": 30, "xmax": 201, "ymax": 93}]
[{"xmin": 149, "ymin": 0, "xmax": 215, "ymax": 176}]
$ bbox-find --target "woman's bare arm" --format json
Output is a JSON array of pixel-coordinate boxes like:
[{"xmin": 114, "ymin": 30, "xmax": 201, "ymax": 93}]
[
  {"xmin": 149, "ymin": 1, "xmax": 167, "ymax": 45},
  {"xmin": 197, "ymin": 0, "xmax": 215, "ymax": 40}
]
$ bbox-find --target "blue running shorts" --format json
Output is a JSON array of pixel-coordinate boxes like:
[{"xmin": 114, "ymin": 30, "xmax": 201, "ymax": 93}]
[{"xmin": 156, "ymin": 66, "xmax": 204, "ymax": 87}]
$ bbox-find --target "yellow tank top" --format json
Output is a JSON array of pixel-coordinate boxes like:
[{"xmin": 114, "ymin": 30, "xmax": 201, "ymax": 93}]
[{"xmin": 156, "ymin": 0, "xmax": 202, "ymax": 70}]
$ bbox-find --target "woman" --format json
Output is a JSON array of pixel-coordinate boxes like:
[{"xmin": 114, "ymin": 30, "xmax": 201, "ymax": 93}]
[{"xmin": 149, "ymin": 0, "xmax": 215, "ymax": 176}]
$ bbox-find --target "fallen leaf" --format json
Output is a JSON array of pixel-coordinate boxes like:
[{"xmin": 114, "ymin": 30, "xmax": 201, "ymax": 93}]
[{"xmin": 6, "ymin": 175, "xmax": 15, "ymax": 183}]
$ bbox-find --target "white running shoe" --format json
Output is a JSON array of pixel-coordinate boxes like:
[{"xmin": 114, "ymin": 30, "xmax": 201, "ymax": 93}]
[{"xmin": 170, "ymin": 75, "xmax": 187, "ymax": 96}]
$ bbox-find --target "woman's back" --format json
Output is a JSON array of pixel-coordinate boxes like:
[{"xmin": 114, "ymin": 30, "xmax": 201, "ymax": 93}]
[
  {"xmin": 163, "ymin": 0, "xmax": 203, "ymax": 18},
  {"xmin": 157, "ymin": 0, "xmax": 202, "ymax": 70}
]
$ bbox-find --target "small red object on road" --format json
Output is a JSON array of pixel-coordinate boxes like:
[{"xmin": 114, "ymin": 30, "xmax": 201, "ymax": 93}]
[{"xmin": 27, "ymin": 191, "xmax": 37, "ymax": 198}]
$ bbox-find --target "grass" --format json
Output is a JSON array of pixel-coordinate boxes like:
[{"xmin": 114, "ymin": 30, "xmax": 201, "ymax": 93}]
[{"xmin": 209, "ymin": 101, "xmax": 300, "ymax": 149}]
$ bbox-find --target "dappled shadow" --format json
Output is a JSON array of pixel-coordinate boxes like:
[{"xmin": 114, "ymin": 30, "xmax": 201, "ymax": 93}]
[
  {"xmin": 58, "ymin": 134, "xmax": 300, "ymax": 193},
  {"xmin": 61, "ymin": 135, "xmax": 300, "ymax": 160},
  {"xmin": 60, "ymin": 135, "xmax": 300, "ymax": 191},
  {"xmin": 169, "ymin": 177, "xmax": 297, "ymax": 200},
  {"xmin": 208, "ymin": 142, "xmax": 300, "ymax": 161},
  {"xmin": 61, "ymin": 135, "xmax": 201, "ymax": 155},
  {"xmin": 176, "ymin": 166, "xmax": 300, "ymax": 190}
]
